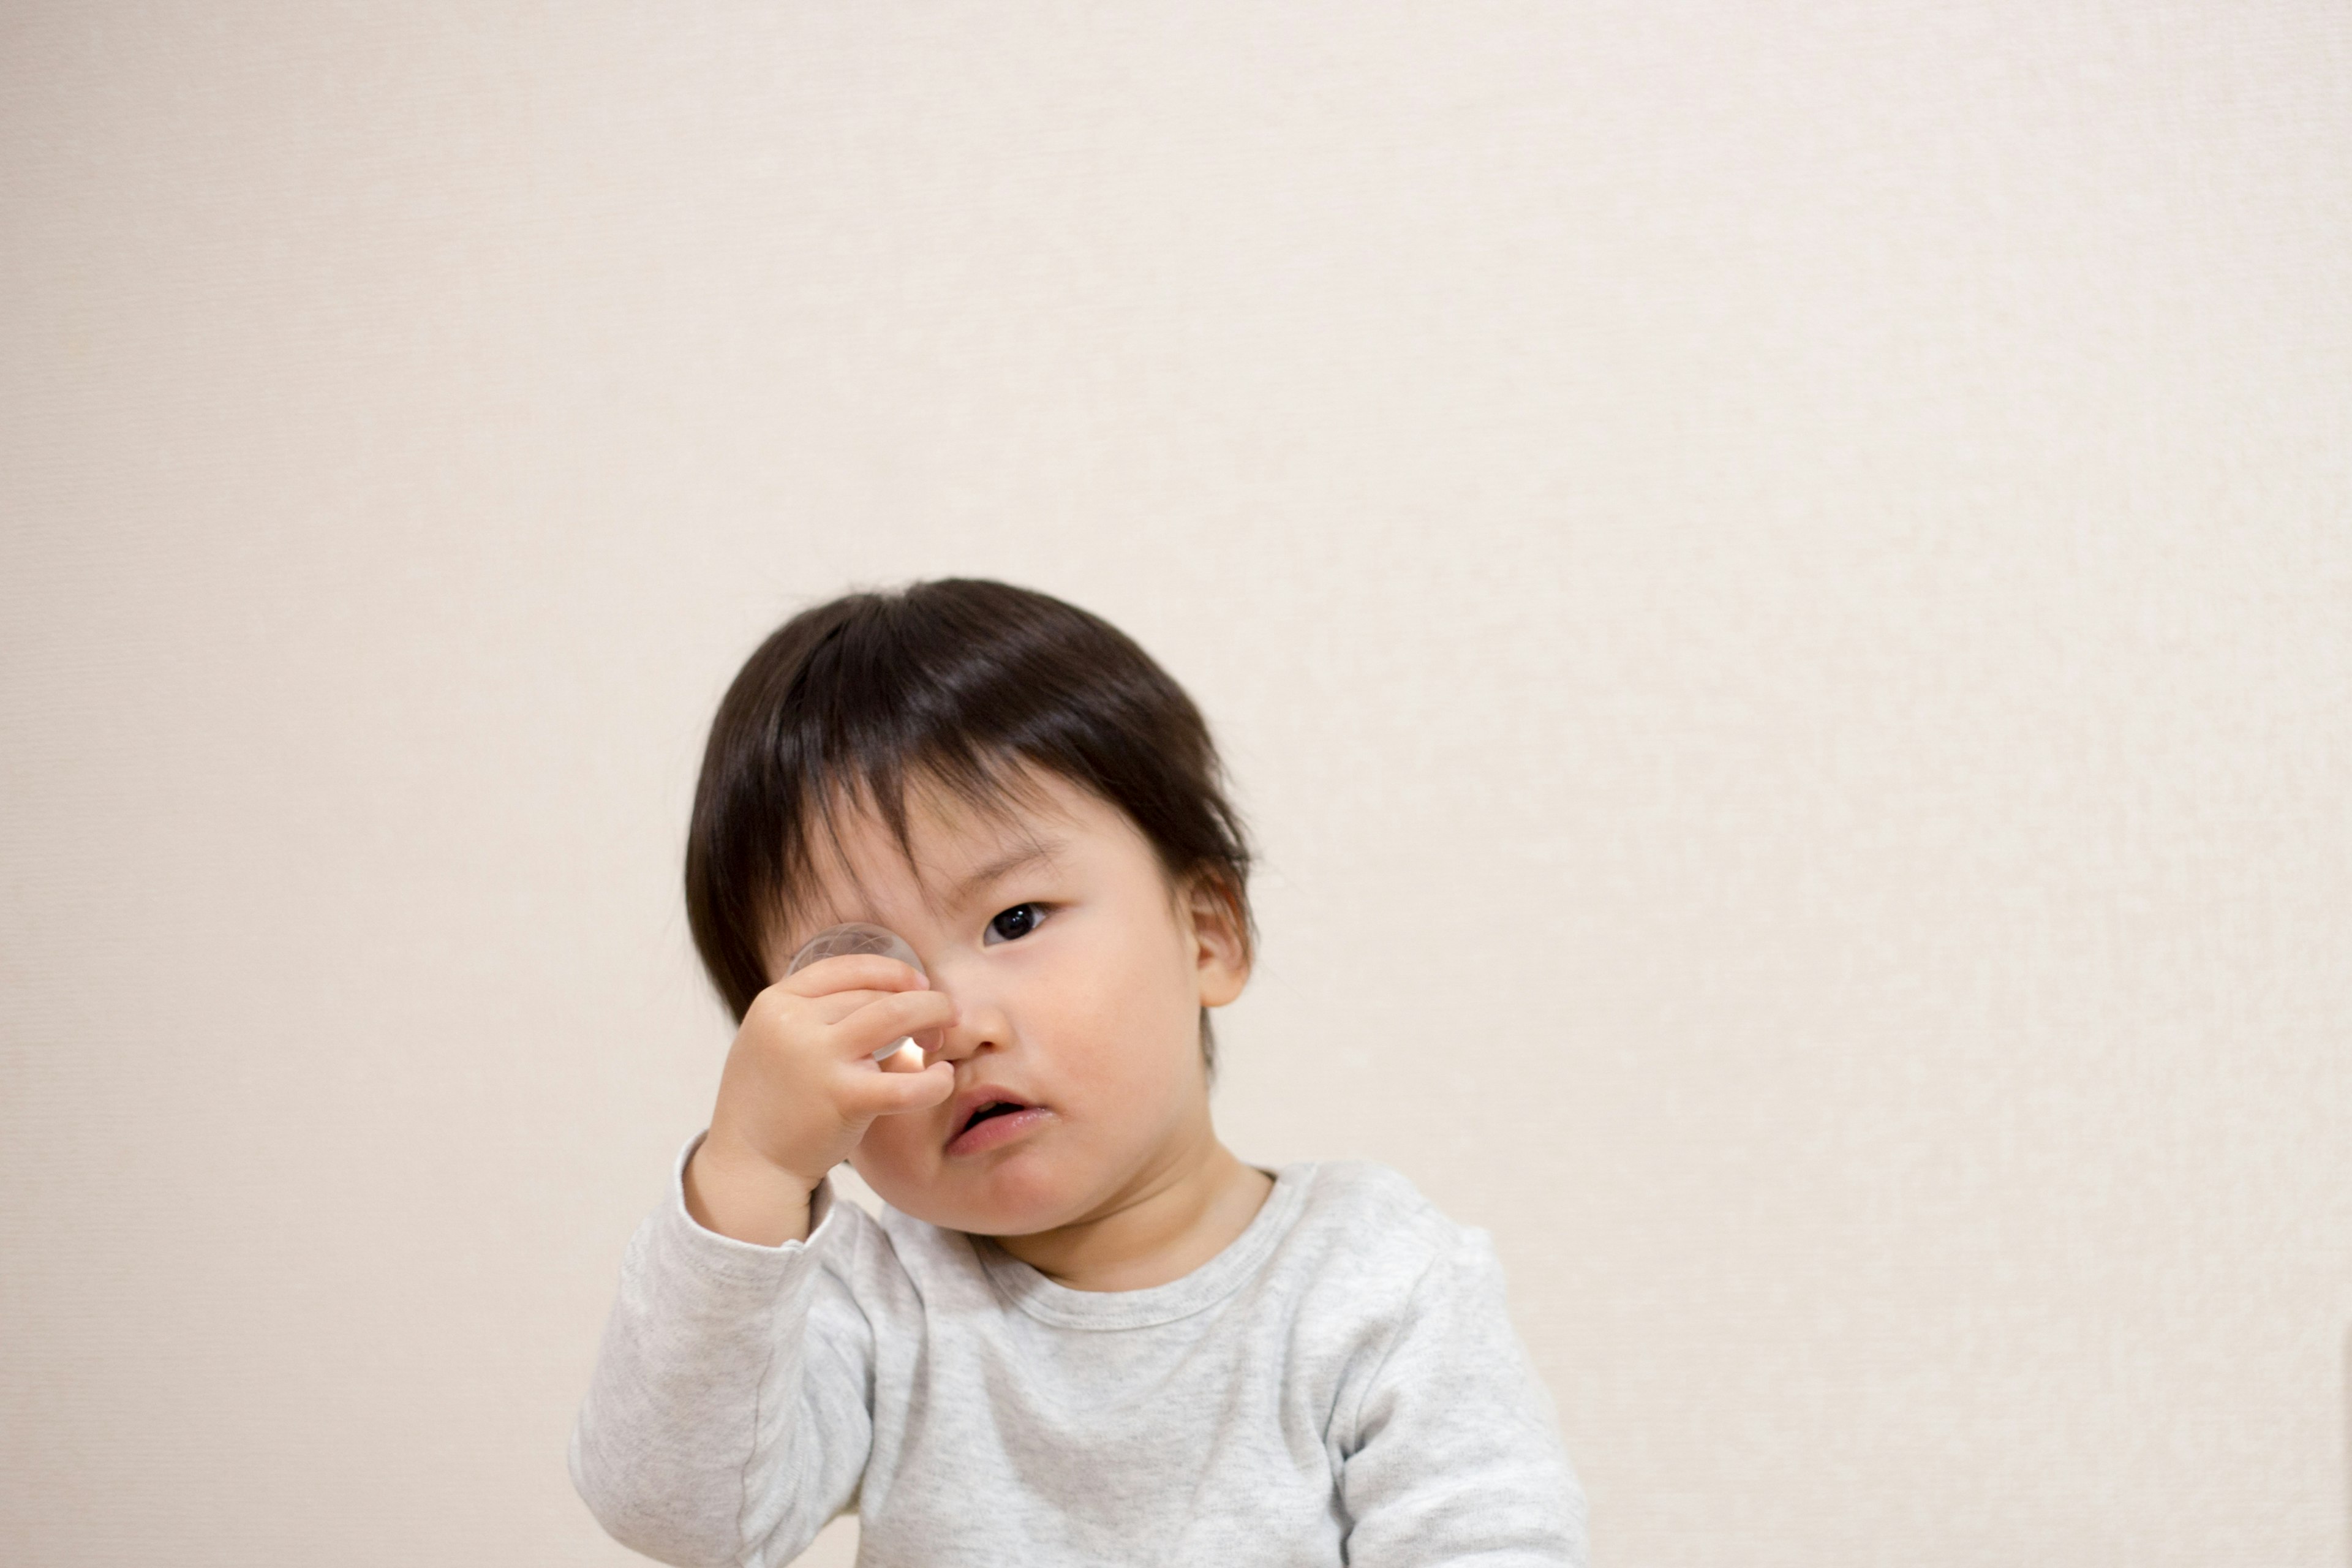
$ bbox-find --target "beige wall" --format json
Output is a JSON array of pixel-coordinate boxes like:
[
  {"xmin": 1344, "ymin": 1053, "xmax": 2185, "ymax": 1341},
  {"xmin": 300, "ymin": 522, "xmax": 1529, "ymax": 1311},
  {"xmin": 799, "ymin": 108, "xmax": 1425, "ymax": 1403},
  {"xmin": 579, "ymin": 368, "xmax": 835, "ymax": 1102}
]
[{"xmin": 4, "ymin": 4, "xmax": 2348, "ymax": 1564}]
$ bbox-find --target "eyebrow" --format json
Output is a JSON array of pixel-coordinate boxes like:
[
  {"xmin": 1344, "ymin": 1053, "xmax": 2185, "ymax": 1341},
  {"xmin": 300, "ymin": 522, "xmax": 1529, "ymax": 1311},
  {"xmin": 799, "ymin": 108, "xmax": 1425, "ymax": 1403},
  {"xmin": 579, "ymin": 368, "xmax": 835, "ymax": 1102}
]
[{"xmin": 943, "ymin": 837, "xmax": 1065, "ymax": 910}]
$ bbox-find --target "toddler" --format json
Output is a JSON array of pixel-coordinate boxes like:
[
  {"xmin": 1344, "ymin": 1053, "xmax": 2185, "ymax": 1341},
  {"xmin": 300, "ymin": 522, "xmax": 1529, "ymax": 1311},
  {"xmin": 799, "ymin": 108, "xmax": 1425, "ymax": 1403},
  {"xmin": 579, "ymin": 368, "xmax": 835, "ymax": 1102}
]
[{"xmin": 572, "ymin": 579, "xmax": 1586, "ymax": 1566}]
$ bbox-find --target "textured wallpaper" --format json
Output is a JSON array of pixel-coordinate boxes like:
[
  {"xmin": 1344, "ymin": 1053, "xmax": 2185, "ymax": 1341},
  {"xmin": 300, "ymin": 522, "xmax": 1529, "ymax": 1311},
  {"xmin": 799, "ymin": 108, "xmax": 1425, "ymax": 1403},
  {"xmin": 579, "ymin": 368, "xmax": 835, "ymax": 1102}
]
[{"xmin": 2, "ymin": 4, "xmax": 2347, "ymax": 1564}]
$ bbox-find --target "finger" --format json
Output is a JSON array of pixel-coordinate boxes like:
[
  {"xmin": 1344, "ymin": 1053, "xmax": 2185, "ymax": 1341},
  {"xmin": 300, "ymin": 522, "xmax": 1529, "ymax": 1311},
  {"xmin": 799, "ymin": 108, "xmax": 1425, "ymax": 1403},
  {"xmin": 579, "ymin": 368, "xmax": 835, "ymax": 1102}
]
[
  {"xmin": 804, "ymin": 986, "xmax": 929, "ymax": 1026},
  {"xmin": 775, "ymin": 953, "xmax": 927, "ymax": 1000},
  {"xmin": 845, "ymin": 1059, "xmax": 956, "ymax": 1118},
  {"xmin": 827, "ymin": 990, "xmax": 954, "ymax": 1058}
]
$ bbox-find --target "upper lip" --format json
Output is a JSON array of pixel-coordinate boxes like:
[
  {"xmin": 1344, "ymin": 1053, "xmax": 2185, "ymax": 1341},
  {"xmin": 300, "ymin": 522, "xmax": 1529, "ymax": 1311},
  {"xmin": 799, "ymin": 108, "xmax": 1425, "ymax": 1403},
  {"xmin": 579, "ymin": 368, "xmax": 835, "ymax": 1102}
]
[{"xmin": 944, "ymin": 1083, "xmax": 1038, "ymax": 1142}]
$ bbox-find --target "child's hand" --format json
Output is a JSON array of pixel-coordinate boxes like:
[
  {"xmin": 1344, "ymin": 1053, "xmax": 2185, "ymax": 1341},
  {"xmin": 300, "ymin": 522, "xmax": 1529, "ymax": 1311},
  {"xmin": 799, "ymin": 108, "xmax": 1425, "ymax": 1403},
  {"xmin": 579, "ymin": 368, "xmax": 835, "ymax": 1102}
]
[{"xmin": 684, "ymin": 954, "xmax": 956, "ymax": 1245}]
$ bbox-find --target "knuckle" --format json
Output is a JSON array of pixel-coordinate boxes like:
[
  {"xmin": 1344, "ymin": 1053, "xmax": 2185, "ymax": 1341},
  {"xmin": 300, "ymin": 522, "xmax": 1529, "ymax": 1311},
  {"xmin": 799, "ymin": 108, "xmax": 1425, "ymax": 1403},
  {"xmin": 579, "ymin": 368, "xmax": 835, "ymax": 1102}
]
[{"xmin": 755, "ymin": 985, "xmax": 799, "ymax": 1019}]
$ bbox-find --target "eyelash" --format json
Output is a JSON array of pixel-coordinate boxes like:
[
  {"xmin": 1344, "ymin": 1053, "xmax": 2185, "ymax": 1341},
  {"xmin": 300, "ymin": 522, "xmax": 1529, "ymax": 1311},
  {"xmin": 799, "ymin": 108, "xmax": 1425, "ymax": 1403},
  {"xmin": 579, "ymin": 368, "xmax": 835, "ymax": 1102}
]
[{"xmin": 984, "ymin": 902, "xmax": 1049, "ymax": 944}]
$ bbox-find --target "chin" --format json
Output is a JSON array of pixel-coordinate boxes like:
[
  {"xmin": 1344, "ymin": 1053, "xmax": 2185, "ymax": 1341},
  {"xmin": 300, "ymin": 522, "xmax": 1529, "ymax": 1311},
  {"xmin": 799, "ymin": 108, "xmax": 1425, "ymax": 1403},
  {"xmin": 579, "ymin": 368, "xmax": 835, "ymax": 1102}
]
[{"xmin": 862, "ymin": 1156, "xmax": 1086, "ymax": 1238}]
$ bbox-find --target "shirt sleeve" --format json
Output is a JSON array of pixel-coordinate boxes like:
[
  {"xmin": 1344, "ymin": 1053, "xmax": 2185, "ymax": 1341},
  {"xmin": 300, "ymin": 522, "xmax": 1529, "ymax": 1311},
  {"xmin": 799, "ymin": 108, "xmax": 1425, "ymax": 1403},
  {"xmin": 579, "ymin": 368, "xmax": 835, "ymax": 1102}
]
[
  {"xmin": 569, "ymin": 1133, "xmax": 876, "ymax": 1568},
  {"xmin": 1336, "ymin": 1229, "xmax": 1589, "ymax": 1567}
]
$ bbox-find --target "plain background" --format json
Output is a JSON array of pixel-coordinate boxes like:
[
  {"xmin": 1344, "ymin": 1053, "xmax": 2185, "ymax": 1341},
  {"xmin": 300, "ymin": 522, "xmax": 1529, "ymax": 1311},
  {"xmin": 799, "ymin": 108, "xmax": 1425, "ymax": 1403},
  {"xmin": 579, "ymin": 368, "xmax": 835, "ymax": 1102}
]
[{"xmin": 4, "ymin": 4, "xmax": 2348, "ymax": 1564}]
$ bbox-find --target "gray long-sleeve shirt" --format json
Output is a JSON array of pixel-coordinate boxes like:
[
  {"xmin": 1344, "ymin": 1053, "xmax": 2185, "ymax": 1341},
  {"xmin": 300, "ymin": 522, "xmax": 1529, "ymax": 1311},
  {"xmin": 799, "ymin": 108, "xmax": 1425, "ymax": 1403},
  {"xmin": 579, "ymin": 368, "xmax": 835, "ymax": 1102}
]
[{"xmin": 572, "ymin": 1136, "xmax": 1587, "ymax": 1567}]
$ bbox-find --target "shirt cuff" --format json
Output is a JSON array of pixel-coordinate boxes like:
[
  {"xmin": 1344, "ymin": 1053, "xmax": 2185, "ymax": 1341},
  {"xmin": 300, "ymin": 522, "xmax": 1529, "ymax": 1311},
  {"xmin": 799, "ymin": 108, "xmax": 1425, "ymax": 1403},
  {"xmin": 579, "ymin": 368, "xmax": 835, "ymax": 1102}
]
[{"xmin": 657, "ymin": 1129, "xmax": 841, "ymax": 1281}]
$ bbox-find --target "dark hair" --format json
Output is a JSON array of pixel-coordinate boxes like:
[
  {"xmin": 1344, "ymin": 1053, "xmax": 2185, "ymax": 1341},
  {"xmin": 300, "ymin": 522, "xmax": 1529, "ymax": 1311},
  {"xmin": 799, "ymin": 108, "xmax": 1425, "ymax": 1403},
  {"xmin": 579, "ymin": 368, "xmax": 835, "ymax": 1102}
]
[{"xmin": 684, "ymin": 579, "xmax": 1254, "ymax": 1068}]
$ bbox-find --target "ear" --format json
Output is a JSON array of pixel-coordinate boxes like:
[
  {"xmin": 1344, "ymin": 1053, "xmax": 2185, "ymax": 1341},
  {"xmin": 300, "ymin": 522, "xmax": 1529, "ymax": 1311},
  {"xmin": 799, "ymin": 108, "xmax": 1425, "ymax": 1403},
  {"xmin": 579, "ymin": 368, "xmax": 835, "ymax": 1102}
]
[{"xmin": 1182, "ymin": 874, "xmax": 1251, "ymax": 1009}]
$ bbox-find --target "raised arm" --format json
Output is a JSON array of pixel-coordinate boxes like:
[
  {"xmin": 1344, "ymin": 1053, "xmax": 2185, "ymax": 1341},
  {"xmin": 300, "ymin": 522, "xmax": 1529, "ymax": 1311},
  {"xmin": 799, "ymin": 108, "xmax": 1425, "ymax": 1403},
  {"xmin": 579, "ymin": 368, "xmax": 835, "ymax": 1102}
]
[{"xmin": 574, "ymin": 948, "xmax": 955, "ymax": 1563}]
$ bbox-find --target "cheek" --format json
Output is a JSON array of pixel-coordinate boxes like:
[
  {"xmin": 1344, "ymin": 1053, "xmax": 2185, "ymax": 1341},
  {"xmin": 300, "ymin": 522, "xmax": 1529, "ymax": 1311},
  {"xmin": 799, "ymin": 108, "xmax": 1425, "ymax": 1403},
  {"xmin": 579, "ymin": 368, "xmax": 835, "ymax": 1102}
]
[
  {"xmin": 1076, "ymin": 932, "xmax": 1180, "ymax": 1030},
  {"xmin": 1068, "ymin": 939, "xmax": 1200, "ymax": 1088},
  {"xmin": 853, "ymin": 1110, "xmax": 935, "ymax": 1178}
]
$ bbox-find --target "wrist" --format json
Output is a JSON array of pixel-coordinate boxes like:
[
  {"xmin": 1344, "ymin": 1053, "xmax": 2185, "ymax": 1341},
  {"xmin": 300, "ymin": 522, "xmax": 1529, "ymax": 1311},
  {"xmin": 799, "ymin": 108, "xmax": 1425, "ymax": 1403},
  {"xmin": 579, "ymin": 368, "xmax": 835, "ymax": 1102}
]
[{"xmin": 684, "ymin": 1132, "xmax": 825, "ymax": 1246}]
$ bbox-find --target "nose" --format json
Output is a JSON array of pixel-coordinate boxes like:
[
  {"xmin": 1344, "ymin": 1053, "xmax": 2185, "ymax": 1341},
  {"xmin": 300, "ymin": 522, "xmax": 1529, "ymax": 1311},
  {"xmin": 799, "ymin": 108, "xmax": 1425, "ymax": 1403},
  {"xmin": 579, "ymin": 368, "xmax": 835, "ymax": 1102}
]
[{"xmin": 922, "ymin": 958, "xmax": 1011, "ymax": 1068}]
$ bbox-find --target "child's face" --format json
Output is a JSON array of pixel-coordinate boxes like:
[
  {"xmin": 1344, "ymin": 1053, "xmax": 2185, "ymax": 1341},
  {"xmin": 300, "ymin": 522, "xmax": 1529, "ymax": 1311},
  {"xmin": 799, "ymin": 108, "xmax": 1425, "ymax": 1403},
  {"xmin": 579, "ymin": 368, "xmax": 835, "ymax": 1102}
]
[{"xmin": 761, "ymin": 767, "xmax": 1249, "ymax": 1238}]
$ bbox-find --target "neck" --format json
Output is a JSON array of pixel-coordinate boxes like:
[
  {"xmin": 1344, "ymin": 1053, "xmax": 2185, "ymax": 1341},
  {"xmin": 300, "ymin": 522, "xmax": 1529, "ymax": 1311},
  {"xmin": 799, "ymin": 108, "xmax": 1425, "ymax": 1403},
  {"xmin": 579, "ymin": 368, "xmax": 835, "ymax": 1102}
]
[{"xmin": 992, "ymin": 1123, "xmax": 1273, "ymax": 1292}]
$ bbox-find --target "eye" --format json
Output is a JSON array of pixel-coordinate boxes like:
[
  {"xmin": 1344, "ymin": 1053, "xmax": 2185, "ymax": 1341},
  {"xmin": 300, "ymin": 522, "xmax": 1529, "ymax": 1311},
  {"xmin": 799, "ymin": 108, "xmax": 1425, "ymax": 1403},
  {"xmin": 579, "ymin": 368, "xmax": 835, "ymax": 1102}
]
[{"xmin": 984, "ymin": 902, "xmax": 1047, "ymax": 944}]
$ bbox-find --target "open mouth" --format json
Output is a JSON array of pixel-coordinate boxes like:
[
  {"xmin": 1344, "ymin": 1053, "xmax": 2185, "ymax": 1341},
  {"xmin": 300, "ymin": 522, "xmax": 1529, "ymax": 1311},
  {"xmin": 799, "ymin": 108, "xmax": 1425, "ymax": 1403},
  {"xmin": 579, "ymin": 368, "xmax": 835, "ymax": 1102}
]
[
  {"xmin": 960, "ymin": 1100, "xmax": 1028, "ymax": 1135},
  {"xmin": 946, "ymin": 1096, "xmax": 1048, "ymax": 1156}
]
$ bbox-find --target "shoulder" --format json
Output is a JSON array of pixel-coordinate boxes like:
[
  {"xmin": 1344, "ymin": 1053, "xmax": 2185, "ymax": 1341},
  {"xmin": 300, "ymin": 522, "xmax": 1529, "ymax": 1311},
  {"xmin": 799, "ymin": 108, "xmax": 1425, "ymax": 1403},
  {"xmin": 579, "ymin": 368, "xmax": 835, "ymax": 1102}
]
[
  {"xmin": 1267, "ymin": 1159, "xmax": 1496, "ymax": 1317},
  {"xmin": 1291, "ymin": 1160, "xmax": 1468, "ymax": 1247},
  {"xmin": 1254, "ymin": 1162, "xmax": 1534, "ymax": 1429},
  {"xmin": 1286, "ymin": 1158, "xmax": 1477, "ymax": 1259}
]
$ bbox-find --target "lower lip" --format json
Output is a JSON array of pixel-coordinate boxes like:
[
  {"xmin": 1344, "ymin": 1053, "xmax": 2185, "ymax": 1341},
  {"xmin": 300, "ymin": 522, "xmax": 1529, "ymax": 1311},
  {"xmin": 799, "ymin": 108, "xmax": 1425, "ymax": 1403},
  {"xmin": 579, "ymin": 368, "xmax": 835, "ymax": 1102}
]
[{"xmin": 946, "ymin": 1106, "xmax": 1051, "ymax": 1158}]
